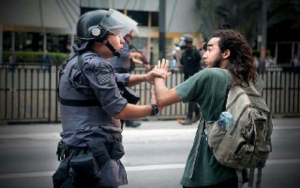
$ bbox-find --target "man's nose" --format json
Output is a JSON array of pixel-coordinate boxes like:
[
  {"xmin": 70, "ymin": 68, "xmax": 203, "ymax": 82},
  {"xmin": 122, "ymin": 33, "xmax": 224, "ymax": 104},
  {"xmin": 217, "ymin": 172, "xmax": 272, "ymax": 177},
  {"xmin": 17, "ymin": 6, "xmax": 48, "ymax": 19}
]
[{"xmin": 202, "ymin": 51, "xmax": 208, "ymax": 59}]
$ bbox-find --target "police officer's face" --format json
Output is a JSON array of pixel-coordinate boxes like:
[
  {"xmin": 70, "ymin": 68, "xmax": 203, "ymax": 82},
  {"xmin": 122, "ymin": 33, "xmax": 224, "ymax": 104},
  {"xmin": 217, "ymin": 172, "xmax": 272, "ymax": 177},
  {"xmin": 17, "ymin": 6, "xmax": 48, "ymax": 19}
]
[
  {"xmin": 93, "ymin": 33, "xmax": 125, "ymax": 58},
  {"xmin": 202, "ymin": 37, "xmax": 222, "ymax": 68},
  {"xmin": 107, "ymin": 33, "xmax": 125, "ymax": 51}
]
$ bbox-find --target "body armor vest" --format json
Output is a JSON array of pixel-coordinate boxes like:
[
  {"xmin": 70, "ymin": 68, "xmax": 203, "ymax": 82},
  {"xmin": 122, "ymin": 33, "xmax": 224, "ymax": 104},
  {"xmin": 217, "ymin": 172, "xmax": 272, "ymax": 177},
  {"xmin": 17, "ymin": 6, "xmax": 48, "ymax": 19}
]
[{"xmin": 58, "ymin": 52, "xmax": 123, "ymax": 147}]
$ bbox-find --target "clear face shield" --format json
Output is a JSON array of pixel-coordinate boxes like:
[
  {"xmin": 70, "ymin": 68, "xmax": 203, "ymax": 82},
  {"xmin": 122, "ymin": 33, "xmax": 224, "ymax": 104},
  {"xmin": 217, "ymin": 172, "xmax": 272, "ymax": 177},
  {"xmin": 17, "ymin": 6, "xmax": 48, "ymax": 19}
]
[
  {"xmin": 99, "ymin": 9, "xmax": 138, "ymax": 38},
  {"xmin": 178, "ymin": 37, "xmax": 187, "ymax": 49}
]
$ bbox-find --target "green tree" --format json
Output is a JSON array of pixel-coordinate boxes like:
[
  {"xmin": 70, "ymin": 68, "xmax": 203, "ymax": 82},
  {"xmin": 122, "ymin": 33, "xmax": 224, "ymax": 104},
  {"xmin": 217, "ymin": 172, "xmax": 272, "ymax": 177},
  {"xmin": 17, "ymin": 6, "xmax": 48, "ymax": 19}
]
[
  {"xmin": 195, "ymin": 0, "xmax": 261, "ymax": 47},
  {"xmin": 195, "ymin": 0, "xmax": 299, "ymax": 48}
]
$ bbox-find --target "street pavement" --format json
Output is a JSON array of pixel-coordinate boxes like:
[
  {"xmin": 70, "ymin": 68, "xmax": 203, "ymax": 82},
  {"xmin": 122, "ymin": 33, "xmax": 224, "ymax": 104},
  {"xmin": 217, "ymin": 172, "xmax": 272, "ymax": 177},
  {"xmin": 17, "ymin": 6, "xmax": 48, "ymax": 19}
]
[{"xmin": 0, "ymin": 118, "xmax": 300, "ymax": 188}]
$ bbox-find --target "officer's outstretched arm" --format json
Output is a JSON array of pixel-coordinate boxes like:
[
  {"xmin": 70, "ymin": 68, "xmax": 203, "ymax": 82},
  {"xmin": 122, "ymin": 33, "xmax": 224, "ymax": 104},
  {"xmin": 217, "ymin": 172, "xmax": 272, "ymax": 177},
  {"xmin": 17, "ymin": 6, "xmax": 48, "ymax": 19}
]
[
  {"xmin": 114, "ymin": 89, "xmax": 160, "ymax": 119},
  {"xmin": 127, "ymin": 69, "xmax": 170, "ymax": 87},
  {"xmin": 114, "ymin": 103, "xmax": 153, "ymax": 120}
]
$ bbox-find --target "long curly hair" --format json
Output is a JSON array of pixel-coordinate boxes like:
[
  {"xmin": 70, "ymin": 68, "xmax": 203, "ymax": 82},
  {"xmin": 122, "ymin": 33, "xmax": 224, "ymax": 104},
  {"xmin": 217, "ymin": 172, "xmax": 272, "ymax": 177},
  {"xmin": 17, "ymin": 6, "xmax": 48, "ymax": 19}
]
[{"xmin": 213, "ymin": 29, "xmax": 257, "ymax": 86}]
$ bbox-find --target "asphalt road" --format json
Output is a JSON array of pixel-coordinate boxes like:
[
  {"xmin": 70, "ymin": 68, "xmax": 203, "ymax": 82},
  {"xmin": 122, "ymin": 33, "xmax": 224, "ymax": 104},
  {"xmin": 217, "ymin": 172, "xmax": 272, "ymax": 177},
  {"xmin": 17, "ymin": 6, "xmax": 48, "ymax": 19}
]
[{"xmin": 0, "ymin": 118, "xmax": 299, "ymax": 188}]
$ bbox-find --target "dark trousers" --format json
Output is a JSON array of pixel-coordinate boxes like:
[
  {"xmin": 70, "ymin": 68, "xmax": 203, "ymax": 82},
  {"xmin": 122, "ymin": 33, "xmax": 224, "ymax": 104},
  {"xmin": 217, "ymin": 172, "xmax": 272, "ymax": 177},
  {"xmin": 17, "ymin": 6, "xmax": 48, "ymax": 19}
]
[
  {"xmin": 113, "ymin": 67, "xmax": 140, "ymax": 127},
  {"xmin": 187, "ymin": 102, "xmax": 200, "ymax": 119},
  {"xmin": 183, "ymin": 177, "xmax": 238, "ymax": 188},
  {"xmin": 184, "ymin": 74, "xmax": 201, "ymax": 120}
]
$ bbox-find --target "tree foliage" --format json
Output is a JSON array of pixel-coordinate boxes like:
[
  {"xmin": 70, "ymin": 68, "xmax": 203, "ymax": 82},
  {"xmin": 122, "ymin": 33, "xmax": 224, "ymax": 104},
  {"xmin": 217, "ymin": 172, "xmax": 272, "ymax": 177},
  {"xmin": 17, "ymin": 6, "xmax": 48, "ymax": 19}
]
[{"xmin": 195, "ymin": 0, "xmax": 300, "ymax": 47}]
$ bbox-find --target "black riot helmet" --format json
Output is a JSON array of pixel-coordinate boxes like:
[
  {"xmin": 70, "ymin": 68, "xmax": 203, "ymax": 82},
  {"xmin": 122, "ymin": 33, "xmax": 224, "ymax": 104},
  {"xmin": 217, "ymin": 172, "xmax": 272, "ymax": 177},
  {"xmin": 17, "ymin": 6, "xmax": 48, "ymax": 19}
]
[
  {"xmin": 178, "ymin": 34, "xmax": 194, "ymax": 49},
  {"xmin": 75, "ymin": 9, "xmax": 137, "ymax": 57}
]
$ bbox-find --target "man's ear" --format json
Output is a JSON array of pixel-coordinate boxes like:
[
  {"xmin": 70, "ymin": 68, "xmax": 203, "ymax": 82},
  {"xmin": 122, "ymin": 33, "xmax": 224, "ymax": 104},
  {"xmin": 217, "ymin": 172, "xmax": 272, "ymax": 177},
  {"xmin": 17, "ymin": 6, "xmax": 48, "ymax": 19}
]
[{"xmin": 222, "ymin": 49, "xmax": 230, "ymax": 59}]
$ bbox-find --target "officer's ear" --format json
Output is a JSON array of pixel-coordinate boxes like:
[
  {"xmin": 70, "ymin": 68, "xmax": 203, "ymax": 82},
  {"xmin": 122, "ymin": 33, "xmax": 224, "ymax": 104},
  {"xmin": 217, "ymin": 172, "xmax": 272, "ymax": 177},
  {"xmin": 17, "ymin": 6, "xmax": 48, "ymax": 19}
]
[{"xmin": 222, "ymin": 49, "xmax": 230, "ymax": 59}]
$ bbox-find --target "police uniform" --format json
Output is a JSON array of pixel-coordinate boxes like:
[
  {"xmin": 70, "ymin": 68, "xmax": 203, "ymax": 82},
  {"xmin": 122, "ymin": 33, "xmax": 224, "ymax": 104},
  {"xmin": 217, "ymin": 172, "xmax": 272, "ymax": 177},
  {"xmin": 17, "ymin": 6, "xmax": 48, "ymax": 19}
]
[
  {"xmin": 52, "ymin": 8, "xmax": 157, "ymax": 188},
  {"xmin": 53, "ymin": 49, "xmax": 130, "ymax": 187}
]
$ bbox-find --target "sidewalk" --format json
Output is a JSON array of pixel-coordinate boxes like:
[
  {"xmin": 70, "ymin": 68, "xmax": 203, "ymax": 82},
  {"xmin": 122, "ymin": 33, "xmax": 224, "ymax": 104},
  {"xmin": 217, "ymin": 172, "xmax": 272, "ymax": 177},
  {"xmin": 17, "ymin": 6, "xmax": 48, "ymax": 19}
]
[{"xmin": 0, "ymin": 118, "xmax": 299, "ymax": 140}]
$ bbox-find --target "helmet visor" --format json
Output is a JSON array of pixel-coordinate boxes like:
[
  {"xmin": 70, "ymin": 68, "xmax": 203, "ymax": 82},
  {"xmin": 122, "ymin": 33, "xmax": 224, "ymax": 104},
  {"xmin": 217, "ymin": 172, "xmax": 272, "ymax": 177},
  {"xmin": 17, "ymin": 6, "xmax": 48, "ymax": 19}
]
[
  {"xmin": 100, "ymin": 9, "xmax": 138, "ymax": 37},
  {"xmin": 178, "ymin": 37, "xmax": 187, "ymax": 47}
]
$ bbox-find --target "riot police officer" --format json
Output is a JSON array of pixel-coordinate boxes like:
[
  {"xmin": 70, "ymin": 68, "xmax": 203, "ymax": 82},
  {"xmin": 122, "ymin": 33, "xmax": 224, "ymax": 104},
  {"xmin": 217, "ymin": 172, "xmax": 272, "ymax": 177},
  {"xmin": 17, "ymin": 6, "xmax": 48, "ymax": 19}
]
[
  {"xmin": 53, "ymin": 9, "xmax": 163, "ymax": 188},
  {"xmin": 177, "ymin": 34, "xmax": 202, "ymax": 125}
]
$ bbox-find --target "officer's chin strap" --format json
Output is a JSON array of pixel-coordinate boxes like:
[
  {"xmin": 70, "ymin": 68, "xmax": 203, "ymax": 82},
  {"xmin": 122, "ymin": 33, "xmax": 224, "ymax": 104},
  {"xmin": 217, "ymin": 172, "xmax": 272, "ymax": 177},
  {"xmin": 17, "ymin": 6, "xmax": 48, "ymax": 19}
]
[
  {"xmin": 105, "ymin": 41, "xmax": 121, "ymax": 58},
  {"xmin": 73, "ymin": 39, "xmax": 120, "ymax": 57}
]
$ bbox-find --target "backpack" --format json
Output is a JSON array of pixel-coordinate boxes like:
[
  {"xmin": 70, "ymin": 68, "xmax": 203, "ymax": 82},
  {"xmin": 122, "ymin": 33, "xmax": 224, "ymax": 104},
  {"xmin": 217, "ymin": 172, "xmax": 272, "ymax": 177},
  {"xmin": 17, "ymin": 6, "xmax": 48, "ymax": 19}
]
[{"xmin": 206, "ymin": 70, "xmax": 273, "ymax": 188}]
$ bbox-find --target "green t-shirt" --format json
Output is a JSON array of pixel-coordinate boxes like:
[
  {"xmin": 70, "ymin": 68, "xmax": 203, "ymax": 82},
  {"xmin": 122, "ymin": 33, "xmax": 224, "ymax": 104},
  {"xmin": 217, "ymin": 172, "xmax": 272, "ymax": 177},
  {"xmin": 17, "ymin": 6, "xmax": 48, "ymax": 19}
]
[{"xmin": 176, "ymin": 68, "xmax": 236, "ymax": 187}]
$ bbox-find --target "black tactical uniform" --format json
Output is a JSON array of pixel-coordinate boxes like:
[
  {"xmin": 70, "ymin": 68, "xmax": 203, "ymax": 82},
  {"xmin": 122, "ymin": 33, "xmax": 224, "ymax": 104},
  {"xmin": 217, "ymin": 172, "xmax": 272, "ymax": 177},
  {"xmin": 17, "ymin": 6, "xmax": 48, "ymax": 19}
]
[
  {"xmin": 110, "ymin": 35, "xmax": 142, "ymax": 128},
  {"xmin": 179, "ymin": 34, "xmax": 202, "ymax": 125}
]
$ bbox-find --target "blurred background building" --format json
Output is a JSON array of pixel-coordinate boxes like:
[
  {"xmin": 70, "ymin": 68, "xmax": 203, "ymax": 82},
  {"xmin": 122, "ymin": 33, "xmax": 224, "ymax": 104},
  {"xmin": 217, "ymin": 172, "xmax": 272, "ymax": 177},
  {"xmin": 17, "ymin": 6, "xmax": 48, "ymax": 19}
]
[
  {"xmin": 0, "ymin": 0, "xmax": 204, "ymax": 65},
  {"xmin": 0, "ymin": 0, "xmax": 299, "ymax": 65},
  {"xmin": 0, "ymin": 0, "xmax": 300, "ymax": 123}
]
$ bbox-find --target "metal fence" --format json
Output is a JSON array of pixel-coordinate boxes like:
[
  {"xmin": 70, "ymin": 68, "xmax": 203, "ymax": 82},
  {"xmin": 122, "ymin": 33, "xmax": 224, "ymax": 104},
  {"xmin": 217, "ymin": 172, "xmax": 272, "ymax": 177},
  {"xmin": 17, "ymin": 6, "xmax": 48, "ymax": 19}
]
[{"xmin": 0, "ymin": 64, "xmax": 299, "ymax": 124}]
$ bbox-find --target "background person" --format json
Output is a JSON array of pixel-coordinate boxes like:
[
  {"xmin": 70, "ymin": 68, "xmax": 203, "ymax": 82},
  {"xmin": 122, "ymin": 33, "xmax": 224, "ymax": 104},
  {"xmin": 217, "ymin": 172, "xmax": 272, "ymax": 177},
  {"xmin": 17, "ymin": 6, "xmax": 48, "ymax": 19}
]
[
  {"xmin": 198, "ymin": 38, "xmax": 207, "ymax": 69},
  {"xmin": 8, "ymin": 50, "xmax": 17, "ymax": 73},
  {"xmin": 291, "ymin": 55, "xmax": 299, "ymax": 67},
  {"xmin": 177, "ymin": 34, "xmax": 202, "ymax": 125},
  {"xmin": 109, "ymin": 29, "xmax": 151, "ymax": 128},
  {"xmin": 42, "ymin": 49, "xmax": 51, "ymax": 72},
  {"xmin": 253, "ymin": 55, "xmax": 260, "ymax": 73}
]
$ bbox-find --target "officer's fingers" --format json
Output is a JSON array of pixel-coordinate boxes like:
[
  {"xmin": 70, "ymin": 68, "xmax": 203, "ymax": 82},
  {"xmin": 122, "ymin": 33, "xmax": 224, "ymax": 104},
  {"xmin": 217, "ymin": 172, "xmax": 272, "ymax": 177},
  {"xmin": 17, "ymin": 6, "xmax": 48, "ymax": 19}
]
[
  {"xmin": 162, "ymin": 72, "xmax": 172, "ymax": 80},
  {"xmin": 153, "ymin": 70, "xmax": 168, "ymax": 80},
  {"xmin": 152, "ymin": 69, "xmax": 165, "ymax": 76}
]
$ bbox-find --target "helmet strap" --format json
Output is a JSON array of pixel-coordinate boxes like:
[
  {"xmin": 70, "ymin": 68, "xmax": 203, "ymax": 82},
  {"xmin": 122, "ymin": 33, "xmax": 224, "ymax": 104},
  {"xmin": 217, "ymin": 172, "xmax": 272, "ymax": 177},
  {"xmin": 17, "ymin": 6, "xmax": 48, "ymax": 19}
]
[
  {"xmin": 104, "ymin": 41, "xmax": 121, "ymax": 58},
  {"xmin": 73, "ymin": 41, "xmax": 91, "ymax": 54}
]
